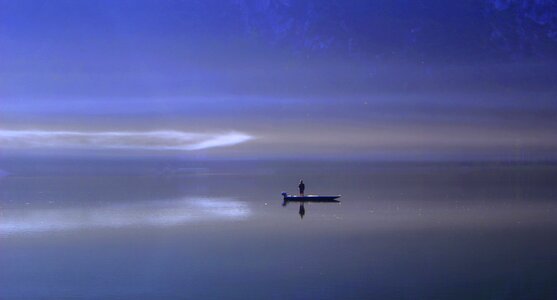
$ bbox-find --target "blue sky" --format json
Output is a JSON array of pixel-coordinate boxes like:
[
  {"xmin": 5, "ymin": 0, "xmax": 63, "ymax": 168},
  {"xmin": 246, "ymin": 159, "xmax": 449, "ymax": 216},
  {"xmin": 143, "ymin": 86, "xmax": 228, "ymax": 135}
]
[{"xmin": 1, "ymin": 0, "xmax": 557, "ymax": 160}]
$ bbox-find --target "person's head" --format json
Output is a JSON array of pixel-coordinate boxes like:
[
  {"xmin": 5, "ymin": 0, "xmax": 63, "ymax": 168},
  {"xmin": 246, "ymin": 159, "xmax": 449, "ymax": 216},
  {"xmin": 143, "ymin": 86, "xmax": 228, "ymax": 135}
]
[{"xmin": 300, "ymin": 179, "xmax": 304, "ymax": 183}]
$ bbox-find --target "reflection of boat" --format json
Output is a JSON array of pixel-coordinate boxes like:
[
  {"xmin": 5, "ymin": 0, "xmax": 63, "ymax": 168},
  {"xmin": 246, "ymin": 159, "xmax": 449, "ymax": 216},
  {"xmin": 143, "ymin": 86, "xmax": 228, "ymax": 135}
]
[
  {"xmin": 281, "ymin": 192, "xmax": 341, "ymax": 202},
  {"xmin": 281, "ymin": 192, "xmax": 341, "ymax": 218}
]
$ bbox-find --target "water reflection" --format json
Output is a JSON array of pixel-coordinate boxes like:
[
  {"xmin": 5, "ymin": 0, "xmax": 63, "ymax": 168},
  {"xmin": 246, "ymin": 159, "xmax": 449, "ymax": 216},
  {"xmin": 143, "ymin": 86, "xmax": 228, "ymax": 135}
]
[
  {"xmin": 282, "ymin": 198, "xmax": 340, "ymax": 219},
  {"xmin": 0, "ymin": 160, "xmax": 556, "ymax": 299},
  {"xmin": 299, "ymin": 203, "xmax": 305, "ymax": 219},
  {"xmin": 0, "ymin": 198, "xmax": 250, "ymax": 235}
]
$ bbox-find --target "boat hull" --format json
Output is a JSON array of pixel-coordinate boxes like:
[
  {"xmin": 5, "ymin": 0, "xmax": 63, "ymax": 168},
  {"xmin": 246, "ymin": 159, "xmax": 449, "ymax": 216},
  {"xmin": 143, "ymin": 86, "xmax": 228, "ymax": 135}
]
[{"xmin": 282, "ymin": 195, "xmax": 341, "ymax": 202}]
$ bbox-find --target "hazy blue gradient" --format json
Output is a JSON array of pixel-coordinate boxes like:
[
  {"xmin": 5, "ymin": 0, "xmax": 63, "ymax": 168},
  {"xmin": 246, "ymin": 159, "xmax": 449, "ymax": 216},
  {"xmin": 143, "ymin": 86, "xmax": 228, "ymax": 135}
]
[
  {"xmin": 1, "ymin": 0, "xmax": 557, "ymax": 159},
  {"xmin": 2, "ymin": 3, "xmax": 557, "ymax": 299}
]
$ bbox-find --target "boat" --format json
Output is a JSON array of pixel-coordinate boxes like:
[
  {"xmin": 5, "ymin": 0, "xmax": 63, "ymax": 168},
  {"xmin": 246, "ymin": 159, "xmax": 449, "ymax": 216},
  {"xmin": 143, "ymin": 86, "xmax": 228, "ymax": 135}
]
[{"xmin": 281, "ymin": 192, "xmax": 341, "ymax": 202}]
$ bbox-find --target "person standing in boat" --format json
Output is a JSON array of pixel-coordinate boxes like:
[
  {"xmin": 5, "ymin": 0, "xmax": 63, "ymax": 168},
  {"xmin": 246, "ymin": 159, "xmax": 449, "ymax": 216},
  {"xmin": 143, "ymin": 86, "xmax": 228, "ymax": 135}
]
[{"xmin": 298, "ymin": 180, "xmax": 305, "ymax": 196}]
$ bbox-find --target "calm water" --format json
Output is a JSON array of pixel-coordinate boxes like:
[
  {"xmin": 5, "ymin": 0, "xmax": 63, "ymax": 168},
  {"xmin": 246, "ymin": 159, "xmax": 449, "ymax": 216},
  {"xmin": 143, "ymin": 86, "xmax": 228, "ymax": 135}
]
[{"xmin": 0, "ymin": 158, "xmax": 556, "ymax": 299}]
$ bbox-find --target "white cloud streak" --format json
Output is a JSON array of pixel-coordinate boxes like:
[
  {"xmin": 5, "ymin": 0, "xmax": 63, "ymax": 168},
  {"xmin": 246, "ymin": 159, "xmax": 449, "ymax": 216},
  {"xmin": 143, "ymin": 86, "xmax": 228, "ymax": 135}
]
[{"xmin": 0, "ymin": 130, "xmax": 253, "ymax": 151}]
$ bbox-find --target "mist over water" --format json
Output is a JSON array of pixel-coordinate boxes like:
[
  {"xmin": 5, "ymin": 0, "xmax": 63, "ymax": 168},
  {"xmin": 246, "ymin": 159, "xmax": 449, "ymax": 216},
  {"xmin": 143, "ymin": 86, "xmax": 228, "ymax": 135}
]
[
  {"xmin": 1, "ymin": 158, "xmax": 556, "ymax": 299},
  {"xmin": 1, "ymin": 1, "xmax": 557, "ymax": 299}
]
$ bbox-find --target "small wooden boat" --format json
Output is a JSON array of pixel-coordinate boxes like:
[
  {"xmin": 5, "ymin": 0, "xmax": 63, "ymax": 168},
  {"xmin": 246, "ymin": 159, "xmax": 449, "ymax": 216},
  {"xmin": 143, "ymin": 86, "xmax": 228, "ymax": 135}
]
[{"xmin": 281, "ymin": 192, "xmax": 341, "ymax": 202}]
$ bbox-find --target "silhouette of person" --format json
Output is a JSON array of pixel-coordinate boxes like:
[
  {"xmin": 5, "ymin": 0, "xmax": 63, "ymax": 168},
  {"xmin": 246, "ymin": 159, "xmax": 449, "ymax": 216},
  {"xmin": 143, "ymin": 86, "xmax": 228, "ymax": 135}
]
[
  {"xmin": 299, "ymin": 203, "xmax": 305, "ymax": 219},
  {"xmin": 298, "ymin": 180, "xmax": 305, "ymax": 196}
]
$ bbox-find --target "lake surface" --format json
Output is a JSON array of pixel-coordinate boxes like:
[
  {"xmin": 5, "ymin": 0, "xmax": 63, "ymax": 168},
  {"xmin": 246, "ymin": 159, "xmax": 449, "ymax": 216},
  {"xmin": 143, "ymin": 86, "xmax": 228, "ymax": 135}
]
[{"xmin": 1, "ymin": 158, "xmax": 556, "ymax": 299}]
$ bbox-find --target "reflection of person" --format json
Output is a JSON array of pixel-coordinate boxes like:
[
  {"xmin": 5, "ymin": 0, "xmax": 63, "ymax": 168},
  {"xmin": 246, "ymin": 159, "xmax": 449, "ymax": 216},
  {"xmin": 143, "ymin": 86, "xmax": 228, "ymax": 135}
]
[
  {"xmin": 299, "ymin": 203, "xmax": 305, "ymax": 219},
  {"xmin": 298, "ymin": 180, "xmax": 305, "ymax": 196}
]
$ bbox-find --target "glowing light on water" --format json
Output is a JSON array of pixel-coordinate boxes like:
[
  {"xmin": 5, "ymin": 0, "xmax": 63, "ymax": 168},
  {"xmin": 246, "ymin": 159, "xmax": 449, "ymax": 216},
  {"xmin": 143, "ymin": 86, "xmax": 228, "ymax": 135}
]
[{"xmin": 0, "ymin": 198, "xmax": 251, "ymax": 235}]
